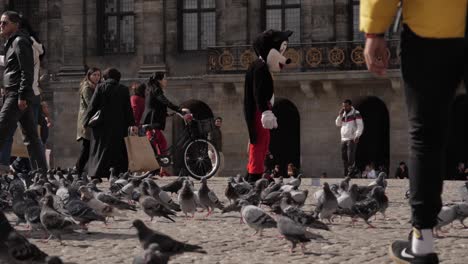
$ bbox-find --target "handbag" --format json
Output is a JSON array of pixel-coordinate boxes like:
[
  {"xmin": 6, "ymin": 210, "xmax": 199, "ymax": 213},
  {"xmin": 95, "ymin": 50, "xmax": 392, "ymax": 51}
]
[{"xmin": 87, "ymin": 110, "xmax": 102, "ymax": 128}]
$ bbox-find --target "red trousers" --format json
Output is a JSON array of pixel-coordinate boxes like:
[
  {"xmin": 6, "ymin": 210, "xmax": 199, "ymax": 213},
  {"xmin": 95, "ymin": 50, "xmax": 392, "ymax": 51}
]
[
  {"xmin": 247, "ymin": 110, "xmax": 270, "ymax": 174},
  {"xmin": 146, "ymin": 129, "xmax": 168, "ymax": 155}
]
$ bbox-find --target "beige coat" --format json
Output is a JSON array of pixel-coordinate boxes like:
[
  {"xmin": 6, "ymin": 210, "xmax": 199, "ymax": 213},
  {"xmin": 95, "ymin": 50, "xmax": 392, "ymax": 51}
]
[{"xmin": 76, "ymin": 81, "xmax": 94, "ymax": 140}]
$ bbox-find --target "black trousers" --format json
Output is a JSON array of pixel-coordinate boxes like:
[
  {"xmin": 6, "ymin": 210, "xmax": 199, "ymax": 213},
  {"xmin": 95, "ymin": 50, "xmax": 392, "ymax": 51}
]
[
  {"xmin": 401, "ymin": 25, "xmax": 465, "ymax": 229},
  {"xmin": 0, "ymin": 92, "xmax": 47, "ymax": 170},
  {"xmin": 341, "ymin": 140, "xmax": 357, "ymax": 176},
  {"xmin": 75, "ymin": 138, "xmax": 90, "ymax": 175}
]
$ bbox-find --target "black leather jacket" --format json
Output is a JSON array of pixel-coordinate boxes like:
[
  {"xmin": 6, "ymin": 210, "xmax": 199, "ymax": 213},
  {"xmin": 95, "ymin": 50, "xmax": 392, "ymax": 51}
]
[
  {"xmin": 3, "ymin": 31, "xmax": 34, "ymax": 101},
  {"xmin": 141, "ymin": 83, "xmax": 181, "ymax": 130}
]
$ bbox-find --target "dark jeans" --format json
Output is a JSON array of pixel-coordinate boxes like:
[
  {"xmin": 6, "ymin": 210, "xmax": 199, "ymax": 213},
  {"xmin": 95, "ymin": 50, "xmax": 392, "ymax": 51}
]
[
  {"xmin": 0, "ymin": 92, "xmax": 47, "ymax": 171},
  {"xmin": 401, "ymin": 25, "xmax": 465, "ymax": 229},
  {"xmin": 75, "ymin": 138, "xmax": 90, "ymax": 175},
  {"xmin": 341, "ymin": 140, "xmax": 357, "ymax": 176}
]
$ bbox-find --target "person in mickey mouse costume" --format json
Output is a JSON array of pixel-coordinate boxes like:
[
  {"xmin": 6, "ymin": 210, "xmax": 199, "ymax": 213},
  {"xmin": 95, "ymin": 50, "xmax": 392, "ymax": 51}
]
[{"xmin": 243, "ymin": 29, "xmax": 293, "ymax": 183}]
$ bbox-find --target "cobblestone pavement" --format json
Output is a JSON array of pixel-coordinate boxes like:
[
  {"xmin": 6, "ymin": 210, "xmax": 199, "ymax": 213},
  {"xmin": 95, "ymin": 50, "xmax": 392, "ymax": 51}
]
[{"xmin": 4, "ymin": 178, "xmax": 468, "ymax": 264}]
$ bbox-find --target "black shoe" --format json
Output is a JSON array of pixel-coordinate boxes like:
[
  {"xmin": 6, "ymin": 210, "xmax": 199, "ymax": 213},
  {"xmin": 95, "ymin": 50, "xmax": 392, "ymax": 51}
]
[{"xmin": 389, "ymin": 240, "xmax": 439, "ymax": 264}]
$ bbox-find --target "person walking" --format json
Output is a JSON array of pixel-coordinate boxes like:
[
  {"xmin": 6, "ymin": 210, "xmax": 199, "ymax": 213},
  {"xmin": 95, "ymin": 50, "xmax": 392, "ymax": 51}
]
[
  {"xmin": 130, "ymin": 82, "xmax": 146, "ymax": 135},
  {"xmin": 361, "ymin": 0, "xmax": 467, "ymax": 262},
  {"xmin": 335, "ymin": 99, "xmax": 364, "ymax": 177},
  {"xmin": 75, "ymin": 67, "xmax": 101, "ymax": 175},
  {"xmin": 141, "ymin": 72, "xmax": 184, "ymax": 177},
  {"xmin": 83, "ymin": 68, "xmax": 136, "ymax": 180},
  {"xmin": 0, "ymin": 11, "xmax": 47, "ymax": 172},
  {"xmin": 208, "ymin": 116, "xmax": 224, "ymax": 177}
]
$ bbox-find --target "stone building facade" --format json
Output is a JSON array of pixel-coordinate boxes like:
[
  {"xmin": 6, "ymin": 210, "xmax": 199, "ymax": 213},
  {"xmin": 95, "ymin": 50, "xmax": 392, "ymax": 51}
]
[{"xmin": 1, "ymin": 0, "xmax": 466, "ymax": 178}]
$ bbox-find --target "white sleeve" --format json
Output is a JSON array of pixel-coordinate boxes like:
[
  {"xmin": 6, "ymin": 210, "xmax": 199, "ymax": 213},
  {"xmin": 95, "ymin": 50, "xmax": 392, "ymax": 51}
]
[{"xmin": 335, "ymin": 115, "xmax": 342, "ymax": 127}]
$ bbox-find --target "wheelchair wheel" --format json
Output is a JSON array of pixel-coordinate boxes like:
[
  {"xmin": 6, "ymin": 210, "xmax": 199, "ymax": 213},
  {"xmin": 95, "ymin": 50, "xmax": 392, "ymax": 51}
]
[{"xmin": 183, "ymin": 139, "xmax": 220, "ymax": 180}]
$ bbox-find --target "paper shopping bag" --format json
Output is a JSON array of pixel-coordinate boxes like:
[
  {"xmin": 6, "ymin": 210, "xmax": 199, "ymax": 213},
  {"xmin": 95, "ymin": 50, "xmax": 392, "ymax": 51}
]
[
  {"xmin": 11, "ymin": 129, "xmax": 29, "ymax": 158},
  {"xmin": 125, "ymin": 135, "xmax": 160, "ymax": 172}
]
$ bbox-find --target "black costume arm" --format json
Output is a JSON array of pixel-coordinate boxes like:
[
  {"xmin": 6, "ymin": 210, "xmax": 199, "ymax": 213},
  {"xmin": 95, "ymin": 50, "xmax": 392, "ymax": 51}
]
[
  {"xmin": 122, "ymin": 85, "xmax": 135, "ymax": 127},
  {"xmin": 253, "ymin": 65, "xmax": 272, "ymax": 113}
]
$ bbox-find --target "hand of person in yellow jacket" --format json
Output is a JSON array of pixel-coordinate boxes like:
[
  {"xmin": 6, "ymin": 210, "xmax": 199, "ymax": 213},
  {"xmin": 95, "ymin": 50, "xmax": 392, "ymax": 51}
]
[{"xmin": 364, "ymin": 37, "xmax": 389, "ymax": 76}]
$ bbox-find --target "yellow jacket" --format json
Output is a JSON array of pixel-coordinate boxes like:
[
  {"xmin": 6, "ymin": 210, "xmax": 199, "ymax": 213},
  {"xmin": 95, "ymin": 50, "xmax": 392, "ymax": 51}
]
[{"xmin": 360, "ymin": 0, "xmax": 467, "ymax": 38}]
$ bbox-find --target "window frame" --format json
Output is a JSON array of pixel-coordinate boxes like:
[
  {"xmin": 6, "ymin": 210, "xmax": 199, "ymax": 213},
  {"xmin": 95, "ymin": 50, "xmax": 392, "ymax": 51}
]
[
  {"xmin": 177, "ymin": 0, "xmax": 217, "ymax": 51},
  {"xmin": 97, "ymin": 0, "xmax": 136, "ymax": 55},
  {"xmin": 261, "ymin": 0, "xmax": 301, "ymax": 43}
]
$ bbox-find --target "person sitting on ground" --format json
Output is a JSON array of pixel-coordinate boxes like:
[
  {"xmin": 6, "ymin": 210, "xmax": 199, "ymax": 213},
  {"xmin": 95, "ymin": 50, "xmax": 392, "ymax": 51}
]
[
  {"xmin": 395, "ymin": 161, "xmax": 409, "ymax": 179},
  {"xmin": 287, "ymin": 163, "xmax": 299, "ymax": 178}
]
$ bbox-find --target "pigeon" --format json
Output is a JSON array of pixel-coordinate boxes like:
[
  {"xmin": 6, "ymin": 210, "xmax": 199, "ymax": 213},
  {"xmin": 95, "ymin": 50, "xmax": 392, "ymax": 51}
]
[
  {"xmin": 178, "ymin": 180, "xmax": 197, "ymax": 218},
  {"xmin": 334, "ymin": 186, "xmax": 386, "ymax": 228},
  {"xmin": 40, "ymin": 195, "xmax": 80, "ymax": 243},
  {"xmin": 329, "ymin": 184, "xmax": 341, "ymax": 197},
  {"xmin": 240, "ymin": 201, "xmax": 277, "ymax": 236},
  {"xmin": 198, "ymin": 177, "xmax": 224, "ymax": 216},
  {"xmin": 64, "ymin": 188, "xmax": 106, "ymax": 229},
  {"xmin": 290, "ymin": 189, "xmax": 308, "ymax": 207},
  {"xmin": 314, "ymin": 182, "xmax": 338, "ymax": 223},
  {"xmin": 337, "ymin": 184, "xmax": 359, "ymax": 209},
  {"xmin": 287, "ymin": 174, "xmax": 302, "ymax": 188},
  {"xmin": 11, "ymin": 189, "xmax": 28, "ymax": 226},
  {"xmin": 116, "ymin": 179, "xmax": 139, "ymax": 204},
  {"xmin": 434, "ymin": 205, "xmax": 457, "ymax": 237},
  {"xmin": 109, "ymin": 168, "xmax": 119, "ymax": 186},
  {"xmin": 161, "ymin": 177, "xmax": 185, "ymax": 195},
  {"xmin": 272, "ymin": 205, "xmax": 330, "ymax": 232},
  {"xmin": 23, "ymin": 191, "xmax": 43, "ymax": 233},
  {"xmin": 225, "ymin": 179, "xmax": 239, "ymax": 204},
  {"xmin": 145, "ymin": 180, "xmax": 181, "ymax": 212},
  {"xmin": 0, "ymin": 211, "xmax": 49, "ymax": 263},
  {"xmin": 95, "ymin": 191, "xmax": 137, "ymax": 212},
  {"xmin": 368, "ymin": 171, "xmax": 387, "ymax": 190},
  {"xmin": 43, "ymin": 183, "xmax": 64, "ymax": 211},
  {"xmin": 339, "ymin": 176, "xmax": 351, "ymax": 192},
  {"xmin": 261, "ymin": 191, "xmax": 283, "ymax": 208},
  {"xmin": 454, "ymin": 202, "xmax": 468, "ymax": 228},
  {"xmin": 132, "ymin": 219, "xmax": 206, "ymax": 255},
  {"xmin": 133, "ymin": 243, "xmax": 169, "ymax": 264},
  {"xmin": 276, "ymin": 215, "xmax": 324, "ymax": 254},
  {"xmin": 140, "ymin": 184, "xmax": 176, "ymax": 222},
  {"xmin": 55, "ymin": 179, "xmax": 71, "ymax": 205},
  {"xmin": 79, "ymin": 186, "xmax": 125, "ymax": 219},
  {"xmin": 459, "ymin": 182, "xmax": 468, "ymax": 202}
]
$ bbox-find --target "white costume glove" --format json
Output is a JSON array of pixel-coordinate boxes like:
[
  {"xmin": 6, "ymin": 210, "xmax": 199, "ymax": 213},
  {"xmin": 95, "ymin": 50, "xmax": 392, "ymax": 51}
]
[{"xmin": 261, "ymin": 110, "xmax": 278, "ymax": 129}]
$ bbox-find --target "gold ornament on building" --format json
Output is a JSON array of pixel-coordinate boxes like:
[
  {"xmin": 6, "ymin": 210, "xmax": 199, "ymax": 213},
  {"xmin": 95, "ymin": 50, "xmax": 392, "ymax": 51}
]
[
  {"xmin": 284, "ymin": 48, "xmax": 301, "ymax": 65},
  {"xmin": 219, "ymin": 49, "xmax": 234, "ymax": 70},
  {"xmin": 240, "ymin": 49, "xmax": 256, "ymax": 69},
  {"xmin": 328, "ymin": 47, "xmax": 345, "ymax": 66},
  {"xmin": 208, "ymin": 54, "xmax": 218, "ymax": 70},
  {"xmin": 306, "ymin": 47, "xmax": 322, "ymax": 67},
  {"xmin": 351, "ymin": 46, "xmax": 365, "ymax": 65}
]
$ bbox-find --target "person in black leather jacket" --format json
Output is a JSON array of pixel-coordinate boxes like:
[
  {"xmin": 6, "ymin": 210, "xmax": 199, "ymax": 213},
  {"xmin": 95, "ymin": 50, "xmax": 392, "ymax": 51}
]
[{"xmin": 0, "ymin": 11, "xmax": 47, "ymax": 171}]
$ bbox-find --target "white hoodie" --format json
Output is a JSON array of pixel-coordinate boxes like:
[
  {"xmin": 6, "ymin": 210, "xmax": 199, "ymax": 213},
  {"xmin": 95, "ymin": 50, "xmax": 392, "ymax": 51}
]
[
  {"xmin": 31, "ymin": 37, "xmax": 44, "ymax": 96},
  {"xmin": 335, "ymin": 107, "xmax": 364, "ymax": 142}
]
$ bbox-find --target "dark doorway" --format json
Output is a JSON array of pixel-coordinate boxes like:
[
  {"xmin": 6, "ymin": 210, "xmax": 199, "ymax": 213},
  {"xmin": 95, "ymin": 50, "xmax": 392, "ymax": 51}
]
[
  {"xmin": 446, "ymin": 94, "xmax": 468, "ymax": 180},
  {"xmin": 172, "ymin": 99, "xmax": 214, "ymax": 175},
  {"xmin": 354, "ymin": 96, "xmax": 390, "ymax": 173},
  {"xmin": 270, "ymin": 98, "xmax": 300, "ymax": 177}
]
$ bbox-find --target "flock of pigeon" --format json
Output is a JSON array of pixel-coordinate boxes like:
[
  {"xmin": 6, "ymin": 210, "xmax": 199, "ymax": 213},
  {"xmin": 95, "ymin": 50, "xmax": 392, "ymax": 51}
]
[{"xmin": 0, "ymin": 167, "xmax": 467, "ymax": 264}]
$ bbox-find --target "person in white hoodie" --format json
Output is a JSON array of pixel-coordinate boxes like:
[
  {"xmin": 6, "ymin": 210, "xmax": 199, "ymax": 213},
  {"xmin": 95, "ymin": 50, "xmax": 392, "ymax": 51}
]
[{"xmin": 335, "ymin": 99, "xmax": 364, "ymax": 177}]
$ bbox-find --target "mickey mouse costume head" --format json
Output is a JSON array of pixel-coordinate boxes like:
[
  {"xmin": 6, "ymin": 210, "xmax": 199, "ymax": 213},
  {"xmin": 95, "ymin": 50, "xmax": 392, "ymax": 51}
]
[{"xmin": 243, "ymin": 29, "xmax": 293, "ymax": 183}]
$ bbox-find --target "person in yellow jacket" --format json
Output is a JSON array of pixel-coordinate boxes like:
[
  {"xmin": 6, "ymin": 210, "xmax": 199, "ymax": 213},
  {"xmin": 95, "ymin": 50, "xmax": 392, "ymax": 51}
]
[{"xmin": 361, "ymin": 1, "xmax": 467, "ymax": 263}]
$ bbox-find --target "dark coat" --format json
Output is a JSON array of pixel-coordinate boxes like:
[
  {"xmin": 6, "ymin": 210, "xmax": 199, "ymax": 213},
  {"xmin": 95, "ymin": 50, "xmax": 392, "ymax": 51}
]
[
  {"xmin": 141, "ymin": 83, "xmax": 181, "ymax": 130},
  {"xmin": 3, "ymin": 31, "xmax": 34, "ymax": 101},
  {"xmin": 83, "ymin": 78, "xmax": 135, "ymax": 178},
  {"xmin": 243, "ymin": 59, "xmax": 273, "ymax": 144}
]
